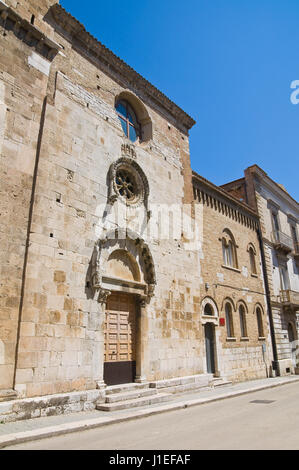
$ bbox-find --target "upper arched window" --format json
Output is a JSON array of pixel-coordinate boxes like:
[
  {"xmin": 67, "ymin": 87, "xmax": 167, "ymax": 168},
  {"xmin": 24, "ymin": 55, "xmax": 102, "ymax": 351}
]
[
  {"xmin": 116, "ymin": 100, "xmax": 140, "ymax": 143},
  {"xmin": 204, "ymin": 303, "xmax": 214, "ymax": 316},
  {"xmin": 222, "ymin": 230, "xmax": 238, "ymax": 269},
  {"xmin": 239, "ymin": 304, "xmax": 247, "ymax": 338},
  {"xmin": 248, "ymin": 244, "xmax": 257, "ymax": 275},
  {"xmin": 225, "ymin": 302, "xmax": 234, "ymax": 338},
  {"xmin": 256, "ymin": 306, "xmax": 264, "ymax": 338},
  {"xmin": 201, "ymin": 298, "xmax": 219, "ymax": 323}
]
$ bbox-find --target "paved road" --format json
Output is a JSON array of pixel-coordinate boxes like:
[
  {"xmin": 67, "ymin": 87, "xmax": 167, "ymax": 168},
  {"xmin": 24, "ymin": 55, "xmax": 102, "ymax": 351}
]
[{"xmin": 5, "ymin": 381, "xmax": 299, "ymax": 450}]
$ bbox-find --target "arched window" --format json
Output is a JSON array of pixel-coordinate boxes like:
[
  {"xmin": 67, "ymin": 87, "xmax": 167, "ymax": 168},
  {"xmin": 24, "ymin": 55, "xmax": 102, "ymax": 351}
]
[
  {"xmin": 201, "ymin": 298, "xmax": 219, "ymax": 324},
  {"xmin": 204, "ymin": 303, "xmax": 214, "ymax": 316},
  {"xmin": 256, "ymin": 306, "xmax": 264, "ymax": 338},
  {"xmin": 239, "ymin": 304, "xmax": 247, "ymax": 337},
  {"xmin": 225, "ymin": 303, "xmax": 234, "ymax": 337},
  {"xmin": 222, "ymin": 230, "xmax": 238, "ymax": 269},
  {"xmin": 248, "ymin": 245, "xmax": 257, "ymax": 275},
  {"xmin": 115, "ymin": 100, "xmax": 140, "ymax": 142}
]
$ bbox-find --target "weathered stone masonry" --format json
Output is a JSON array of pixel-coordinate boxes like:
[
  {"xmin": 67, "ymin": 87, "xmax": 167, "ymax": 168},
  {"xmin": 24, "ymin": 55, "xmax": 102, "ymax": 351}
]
[{"xmin": 193, "ymin": 173, "xmax": 271, "ymax": 382}]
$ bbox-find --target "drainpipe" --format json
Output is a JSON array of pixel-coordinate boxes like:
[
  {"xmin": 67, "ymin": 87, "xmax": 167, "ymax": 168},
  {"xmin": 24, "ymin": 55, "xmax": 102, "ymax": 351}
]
[{"xmin": 257, "ymin": 225, "xmax": 280, "ymax": 376}]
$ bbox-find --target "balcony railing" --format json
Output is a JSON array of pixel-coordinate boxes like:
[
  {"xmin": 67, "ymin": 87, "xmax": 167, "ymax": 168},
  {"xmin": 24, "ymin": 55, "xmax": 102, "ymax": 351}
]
[
  {"xmin": 280, "ymin": 290, "xmax": 299, "ymax": 308},
  {"xmin": 271, "ymin": 230, "xmax": 293, "ymax": 254}
]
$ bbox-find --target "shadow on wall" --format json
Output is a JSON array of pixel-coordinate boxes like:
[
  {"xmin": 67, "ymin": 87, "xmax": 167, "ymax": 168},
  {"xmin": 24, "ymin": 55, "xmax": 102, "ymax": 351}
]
[{"xmin": 85, "ymin": 248, "xmax": 97, "ymax": 301}]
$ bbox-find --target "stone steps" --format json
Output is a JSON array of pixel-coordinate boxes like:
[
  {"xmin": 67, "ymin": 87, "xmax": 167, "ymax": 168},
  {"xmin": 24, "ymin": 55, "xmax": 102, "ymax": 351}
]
[
  {"xmin": 158, "ymin": 382, "xmax": 211, "ymax": 395},
  {"xmin": 149, "ymin": 374, "xmax": 214, "ymax": 391},
  {"xmin": 96, "ymin": 374, "xmax": 232, "ymax": 412},
  {"xmin": 105, "ymin": 382, "xmax": 150, "ymax": 395},
  {"xmin": 0, "ymin": 390, "xmax": 18, "ymax": 403},
  {"xmin": 105, "ymin": 387, "xmax": 157, "ymax": 403},
  {"xmin": 148, "ymin": 375, "xmax": 231, "ymax": 394},
  {"xmin": 97, "ymin": 391, "xmax": 171, "ymax": 412},
  {"xmin": 211, "ymin": 378, "xmax": 232, "ymax": 388},
  {"xmin": 97, "ymin": 381, "xmax": 172, "ymax": 412}
]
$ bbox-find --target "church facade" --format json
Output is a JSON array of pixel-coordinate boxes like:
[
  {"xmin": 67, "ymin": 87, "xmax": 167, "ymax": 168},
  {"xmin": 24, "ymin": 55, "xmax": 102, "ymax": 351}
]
[{"xmin": 0, "ymin": 0, "xmax": 285, "ymax": 420}]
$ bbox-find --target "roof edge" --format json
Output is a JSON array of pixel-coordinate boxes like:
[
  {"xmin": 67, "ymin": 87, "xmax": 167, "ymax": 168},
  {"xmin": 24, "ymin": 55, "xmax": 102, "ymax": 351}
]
[
  {"xmin": 245, "ymin": 165, "xmax": 299, "ymax": 206},
  {"xmin": 49, "ymin": 4, "xmax": 196, "ymax": 133},
  {"xmin": 192, "ymin": 170, "xmax": 259, "ymax": 218}
]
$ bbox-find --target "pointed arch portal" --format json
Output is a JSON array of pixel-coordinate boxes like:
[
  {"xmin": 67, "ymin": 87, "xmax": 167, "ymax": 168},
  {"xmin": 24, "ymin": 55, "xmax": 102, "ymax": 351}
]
[{"xmin": 89, "ymin": 229, "xmax": 156, "ymax": 385}]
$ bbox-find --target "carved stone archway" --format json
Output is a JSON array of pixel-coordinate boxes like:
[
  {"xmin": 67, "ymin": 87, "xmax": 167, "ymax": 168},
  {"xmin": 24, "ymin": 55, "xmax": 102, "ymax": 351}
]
[
  {"xmin": 89, "ymin": 228, "xmax": 156, "ymax": 305},
  {"xmin": 88, "ymin": 229, "xmax": 155, "ymax": 386}
]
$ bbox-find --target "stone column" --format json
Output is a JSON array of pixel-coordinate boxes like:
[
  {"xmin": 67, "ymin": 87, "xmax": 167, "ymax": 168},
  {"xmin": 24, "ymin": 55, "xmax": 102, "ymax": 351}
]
[
  {"xmin": 135, "ymin": 297, "xmax": 149, "ymax": 383},
  {"xmin": 94, "ymin": 289, "xmax": 111, "ymax": 390}
]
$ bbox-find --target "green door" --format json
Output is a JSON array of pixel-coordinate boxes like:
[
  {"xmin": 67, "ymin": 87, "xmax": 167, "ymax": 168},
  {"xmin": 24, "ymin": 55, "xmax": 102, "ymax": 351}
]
[{"xmin": 205, "ymin": 323, "xmax": 216, "ymax": 374}]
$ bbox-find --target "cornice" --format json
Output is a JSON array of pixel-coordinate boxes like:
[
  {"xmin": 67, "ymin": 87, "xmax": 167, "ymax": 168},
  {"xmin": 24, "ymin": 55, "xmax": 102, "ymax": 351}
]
[
  {"xmin": 49, "ymin": 4, "xmax": 196, "ymax": 134},
  {"xmin": 192, "ymin": 170, "xmax": 259, "ymax": 220},
  {"xmin": 249, "ymin": 166, "xmax": 299, "ymax": 213},
  {"xmin": 0, "ymin": 0, "xmax": 60, "ymax": 56}
]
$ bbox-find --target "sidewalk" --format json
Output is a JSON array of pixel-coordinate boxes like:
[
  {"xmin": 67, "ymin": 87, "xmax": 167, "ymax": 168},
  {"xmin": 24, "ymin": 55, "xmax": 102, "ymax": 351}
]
[{"xmin": 1, "ymin": 375, "xmax": 299, "ymax": 449}]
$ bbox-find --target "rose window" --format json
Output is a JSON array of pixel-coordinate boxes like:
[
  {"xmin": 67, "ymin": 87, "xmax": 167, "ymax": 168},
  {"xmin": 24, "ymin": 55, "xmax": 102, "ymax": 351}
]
[
  {"xmin": 115, "ymin": 169, "xmax": 137, "ymax": 202},
  {"xmin": 109, "ymin": 158, "xmax": 148, "ymax": 208}
]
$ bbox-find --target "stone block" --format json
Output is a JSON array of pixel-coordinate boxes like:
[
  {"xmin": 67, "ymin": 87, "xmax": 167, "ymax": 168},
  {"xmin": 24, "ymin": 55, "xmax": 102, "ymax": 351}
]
[
  {"xmin": 15, "ymin": 368, "xmax": 33, "ymax": 384},
  {"xmin": 20, "ymin": 322, "xmax": 36, "ymax": 337},
  {"xmin": 54, "ymin": 271, "xmax": 66, "ymax": 283},
  {"xmin": 16, "ymin": 352, "xmax": 39, "ymax": 369}
]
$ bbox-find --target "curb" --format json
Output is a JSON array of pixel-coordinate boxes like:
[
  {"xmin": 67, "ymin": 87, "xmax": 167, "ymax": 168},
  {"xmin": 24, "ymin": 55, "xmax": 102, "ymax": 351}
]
[{"xmin": 1, "ymin": 377, "xmax": 299, "ymax": 449}]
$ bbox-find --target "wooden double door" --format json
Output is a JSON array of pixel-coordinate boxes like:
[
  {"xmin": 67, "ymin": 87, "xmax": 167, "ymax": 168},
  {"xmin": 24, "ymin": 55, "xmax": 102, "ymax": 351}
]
[{"xmin": 104, "ymin": 293, "xmax": 137, "ymax": 386}]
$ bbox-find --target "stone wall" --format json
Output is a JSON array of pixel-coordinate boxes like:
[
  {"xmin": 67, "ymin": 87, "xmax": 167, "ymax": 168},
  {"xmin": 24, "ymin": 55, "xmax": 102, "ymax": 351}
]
[
  {"xmin": 0, "ymin": 8, "xmax": 53, "ymax": 390},
  {"xmin": 4, "ymin": 0, "xmax": 59, "ymax": 38}
]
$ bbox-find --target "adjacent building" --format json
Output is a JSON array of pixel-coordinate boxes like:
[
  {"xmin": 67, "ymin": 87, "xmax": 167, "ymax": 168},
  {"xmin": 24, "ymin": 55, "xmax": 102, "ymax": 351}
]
[
  {"xmin": 193, "ymin": 172, "xmax": 271, "ymax": 383},
  {"xmin": 222, "ymin": 165, "xmax": 299, "ymax": 376}
]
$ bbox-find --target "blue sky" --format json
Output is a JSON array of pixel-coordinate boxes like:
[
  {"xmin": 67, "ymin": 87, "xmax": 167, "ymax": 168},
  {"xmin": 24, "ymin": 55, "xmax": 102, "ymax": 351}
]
[{"xmin": 60, "ymin": 0, "xmax": 299, "ymax": 201}]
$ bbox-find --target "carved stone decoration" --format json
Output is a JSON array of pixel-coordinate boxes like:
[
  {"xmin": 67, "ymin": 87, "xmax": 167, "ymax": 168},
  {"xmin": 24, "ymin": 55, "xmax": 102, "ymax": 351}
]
[
  {"xmin": 147, "ymin": 283, "xmax": 155, "ymax": 300},
  {"xmin": 90, "ymin": 229, "xmax": 156, "ymax": 303},
  {"xmin": 90, "ymin": 242, "xmax": 101, "ymax": 288},
  {"xmin": 97, "ymin": 289, "xmax": 111, "ymax": 305},
  {"xmin": 138, "ymin": 297, "xmax": 147, "ymax": 308},
  {"xmin": 121, "ymin": 143, "xmax": 137, "ymax": 160},
  {"xmin": 107, "ymin": 193, "xmax": 118, "ymax": 205},
  {"xmin": 107, "ymin": 157, "xmax": 149, "ymax": 209}
]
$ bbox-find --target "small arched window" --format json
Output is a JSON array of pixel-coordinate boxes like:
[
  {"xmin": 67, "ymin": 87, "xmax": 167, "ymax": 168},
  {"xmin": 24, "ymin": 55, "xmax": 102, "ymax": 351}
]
[
  {"xmin": 248, "ymin": 245, "xmax": 257, "ymax": 275},
  {"xmin": 222, "ymin": 230, "xmax": 238, "ymax": 269},
  {"xmin": 225, "ymin": 303, "xmax": 234, "ymax": 337},
  {"xmin": 256, "ymin": 306, "xmax": 264, "ymax": 338},
  {"xmin": 239, "ymin": 304, "xmax": 247, "ymax": 338},
  {"xmin": 115, "ymin": 100, "xmax": 140, "ymax": 143}
]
